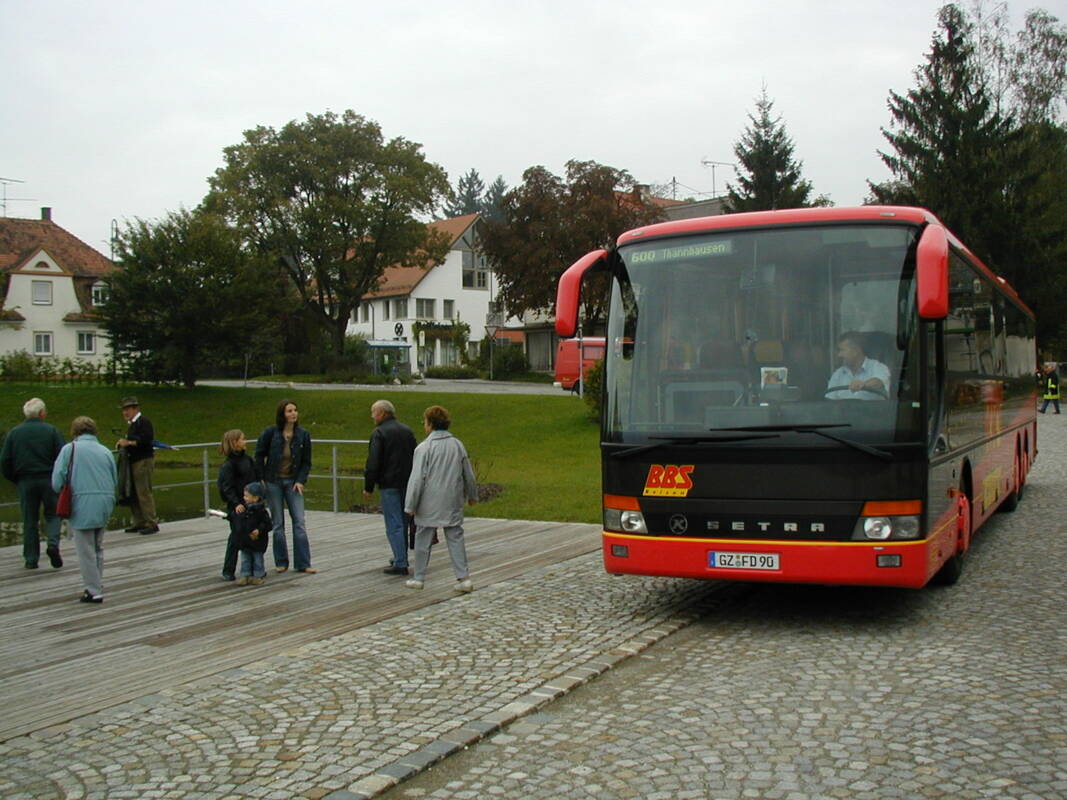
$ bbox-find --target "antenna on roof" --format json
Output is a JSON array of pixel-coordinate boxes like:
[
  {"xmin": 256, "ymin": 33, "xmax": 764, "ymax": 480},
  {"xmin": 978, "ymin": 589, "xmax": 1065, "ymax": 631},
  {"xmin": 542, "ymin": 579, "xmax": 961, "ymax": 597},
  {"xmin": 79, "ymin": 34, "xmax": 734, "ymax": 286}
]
[
  {"xmin": 699, "ymin": 160, "xmax": 735, "ymax": 198},
  {"xmin": 0, "ymin": 177, "xmax": 36, "ymax": 217}
]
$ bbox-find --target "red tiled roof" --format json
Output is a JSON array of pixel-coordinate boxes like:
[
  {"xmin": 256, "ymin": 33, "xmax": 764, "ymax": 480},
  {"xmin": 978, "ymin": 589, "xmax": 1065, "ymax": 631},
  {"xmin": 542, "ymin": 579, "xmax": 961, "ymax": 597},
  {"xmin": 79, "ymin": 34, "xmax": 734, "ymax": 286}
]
[
  {"xmin": 0, "ymin": 217, "xmax": 114, "ymax": 278},
  {"xmin": 363, "ymin": 213, "xmax": 480, "ymax": 300}
]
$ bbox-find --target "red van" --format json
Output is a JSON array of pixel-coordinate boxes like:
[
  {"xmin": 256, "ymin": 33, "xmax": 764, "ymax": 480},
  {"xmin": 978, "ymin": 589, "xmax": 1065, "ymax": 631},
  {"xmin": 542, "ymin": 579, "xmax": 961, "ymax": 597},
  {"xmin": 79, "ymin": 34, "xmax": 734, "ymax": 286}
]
[{"xmin": 553, "ymin": 337, "xmax": 605, "ymax": 393}]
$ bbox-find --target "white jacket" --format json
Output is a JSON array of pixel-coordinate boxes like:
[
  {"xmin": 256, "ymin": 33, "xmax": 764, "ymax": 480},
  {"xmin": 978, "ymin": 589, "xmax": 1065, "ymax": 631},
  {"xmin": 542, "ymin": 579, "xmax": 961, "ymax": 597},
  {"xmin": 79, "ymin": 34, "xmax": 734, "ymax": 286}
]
[{"xmin": 404, "ymin": 430, "xmax": 477, "ymax": 527}]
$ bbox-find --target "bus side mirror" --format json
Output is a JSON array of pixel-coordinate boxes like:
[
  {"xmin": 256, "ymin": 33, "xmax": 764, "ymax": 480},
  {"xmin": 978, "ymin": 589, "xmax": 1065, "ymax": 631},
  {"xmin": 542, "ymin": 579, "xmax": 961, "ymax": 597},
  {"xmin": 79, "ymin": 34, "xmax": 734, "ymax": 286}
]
[
  {"xmin": 916, "ymin": 225, "xmax": 948, "ymax": 319},
  {"xmin": 556, "ymin": 249, "xmax": 608, "ymax": 337}
]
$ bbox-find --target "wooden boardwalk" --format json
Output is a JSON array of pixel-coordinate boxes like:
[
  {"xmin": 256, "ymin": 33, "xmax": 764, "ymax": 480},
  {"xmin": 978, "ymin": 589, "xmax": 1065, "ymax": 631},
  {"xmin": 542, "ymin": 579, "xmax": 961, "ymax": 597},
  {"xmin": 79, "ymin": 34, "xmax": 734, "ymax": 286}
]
[{"xmin": 0, "ymin": 511, "xmax": 600, "ymax": 742}]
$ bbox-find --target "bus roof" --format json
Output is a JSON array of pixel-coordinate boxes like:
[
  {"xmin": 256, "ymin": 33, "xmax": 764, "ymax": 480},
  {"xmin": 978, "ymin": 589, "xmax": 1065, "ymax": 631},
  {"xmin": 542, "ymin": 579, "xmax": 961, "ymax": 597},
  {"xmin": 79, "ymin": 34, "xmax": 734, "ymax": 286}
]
[{"xmin": 616, "ymin": 205, "xmax": 1033, "ymax": 317}]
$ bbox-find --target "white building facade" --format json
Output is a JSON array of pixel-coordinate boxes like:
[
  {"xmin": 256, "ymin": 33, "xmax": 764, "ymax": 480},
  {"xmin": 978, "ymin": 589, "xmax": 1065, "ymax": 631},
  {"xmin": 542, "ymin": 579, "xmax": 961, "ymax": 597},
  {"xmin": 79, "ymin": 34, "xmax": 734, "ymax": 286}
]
[
  {"xmin": 0, "ymin": 210, "xmax": 114, "ymax": 364},
  {"xmin": 346, "ymin": 213, "xmax": 509, "ymax": 374}
]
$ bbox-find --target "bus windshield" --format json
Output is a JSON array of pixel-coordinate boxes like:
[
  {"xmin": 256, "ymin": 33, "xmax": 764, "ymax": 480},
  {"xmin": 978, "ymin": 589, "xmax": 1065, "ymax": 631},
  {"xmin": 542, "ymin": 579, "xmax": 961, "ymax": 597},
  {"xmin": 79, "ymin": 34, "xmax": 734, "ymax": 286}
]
[{"xmin": 604, "ymin": 224, "xmax": 923, "ymax": 445}]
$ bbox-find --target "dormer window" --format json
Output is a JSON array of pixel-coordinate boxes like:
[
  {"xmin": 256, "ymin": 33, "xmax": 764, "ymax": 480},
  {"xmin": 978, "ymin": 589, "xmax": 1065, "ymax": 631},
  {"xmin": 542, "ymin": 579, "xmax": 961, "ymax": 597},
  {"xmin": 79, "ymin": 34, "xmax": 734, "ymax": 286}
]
[
  {"xmin": 34, "ymin": 260, "xmax": 49, "ymax": 270},
  {"xmin": 32, "ymin": 280, "xmax": 52, "ymax": 305},
  {"xmin": 91, "ymin": 282, "xmax": 109, "ymax": 306}
]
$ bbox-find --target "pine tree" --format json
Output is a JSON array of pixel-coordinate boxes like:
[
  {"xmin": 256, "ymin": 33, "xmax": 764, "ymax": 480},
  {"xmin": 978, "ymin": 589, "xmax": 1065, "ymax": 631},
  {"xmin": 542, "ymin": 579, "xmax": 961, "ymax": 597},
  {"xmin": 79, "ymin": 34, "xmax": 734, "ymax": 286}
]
[
  {"xmin": 481, "ymin": 175, "xmax": 509, "ymax": 222},
  {"xmin": 725, "ymin": 87, "xmax": 815, "ymax": 212},
  {"xmin": 443, "ymin": 168, "xmax": 487, "ymax": 218}
]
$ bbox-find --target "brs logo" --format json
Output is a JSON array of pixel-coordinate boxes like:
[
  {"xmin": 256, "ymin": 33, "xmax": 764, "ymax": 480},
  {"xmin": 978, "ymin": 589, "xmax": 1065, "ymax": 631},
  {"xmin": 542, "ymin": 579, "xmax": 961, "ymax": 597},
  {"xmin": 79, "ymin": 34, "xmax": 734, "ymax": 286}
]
[{"xmin": 643, "ymin": 464, "xmax": 695, "ymax": 497}]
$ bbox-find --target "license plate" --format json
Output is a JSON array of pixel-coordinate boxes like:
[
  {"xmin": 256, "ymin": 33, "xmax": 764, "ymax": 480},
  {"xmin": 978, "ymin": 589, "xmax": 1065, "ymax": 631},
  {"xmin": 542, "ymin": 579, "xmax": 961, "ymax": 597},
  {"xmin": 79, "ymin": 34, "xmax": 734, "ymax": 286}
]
[{"xmin": 708, "ymin": 551, "xmax": 780, "ymax": 570}]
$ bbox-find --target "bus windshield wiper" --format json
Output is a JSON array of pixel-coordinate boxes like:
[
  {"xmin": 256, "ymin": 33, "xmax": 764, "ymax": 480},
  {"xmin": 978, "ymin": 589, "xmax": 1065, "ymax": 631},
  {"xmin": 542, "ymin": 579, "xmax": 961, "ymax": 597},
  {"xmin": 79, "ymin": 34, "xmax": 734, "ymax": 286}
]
[
  {"xmin": 609, "ymin": 433, "xmax": 780, "ymax": 459},
  {"xmin": 708, "ymin": 424, "xmax": 893, "ymax": 461}
]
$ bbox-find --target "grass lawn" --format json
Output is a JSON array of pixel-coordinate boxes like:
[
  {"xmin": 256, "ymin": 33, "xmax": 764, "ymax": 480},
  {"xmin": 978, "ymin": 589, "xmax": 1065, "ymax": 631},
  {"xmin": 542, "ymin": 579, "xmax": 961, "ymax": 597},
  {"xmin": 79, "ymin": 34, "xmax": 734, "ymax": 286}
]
[{"xmin": 0, "ymin": 384, "xmax": 602, "ymax": 544}]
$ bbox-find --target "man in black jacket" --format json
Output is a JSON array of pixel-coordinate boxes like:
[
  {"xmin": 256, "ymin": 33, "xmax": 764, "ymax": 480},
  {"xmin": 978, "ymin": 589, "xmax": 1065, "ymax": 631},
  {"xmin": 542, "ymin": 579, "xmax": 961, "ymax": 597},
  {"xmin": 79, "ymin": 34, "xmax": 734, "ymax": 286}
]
[
  {"xmin": 363, "ymin": 400, "xmax": 417, "ymax": 575},
  {"xmin": 116, "ymin": 396, "xmax": 159, "ymax": 534},
  {"xmin": 0, "ymin": 397, "xmax": 65, "ymax": 568}
]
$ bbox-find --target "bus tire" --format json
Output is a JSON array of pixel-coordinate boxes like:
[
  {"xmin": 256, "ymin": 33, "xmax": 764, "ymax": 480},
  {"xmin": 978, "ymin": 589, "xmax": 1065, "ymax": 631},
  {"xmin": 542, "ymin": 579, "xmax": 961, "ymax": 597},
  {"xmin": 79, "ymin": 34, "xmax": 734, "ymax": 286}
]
[
  {"xmin": 999, "ymin": 453, "xmax": 1022, "ymax": 513},
  {"xmin": 933, "ymin": 489, "xmax": 970, "ymax": 586}
]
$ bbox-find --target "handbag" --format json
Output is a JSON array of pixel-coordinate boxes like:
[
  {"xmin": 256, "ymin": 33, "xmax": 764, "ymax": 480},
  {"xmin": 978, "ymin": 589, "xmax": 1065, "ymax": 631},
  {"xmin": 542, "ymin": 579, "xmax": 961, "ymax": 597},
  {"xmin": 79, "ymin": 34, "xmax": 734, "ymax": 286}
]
[{"xmin": 56, "ymin": 443, "xmax": 74, "ymax": 519}]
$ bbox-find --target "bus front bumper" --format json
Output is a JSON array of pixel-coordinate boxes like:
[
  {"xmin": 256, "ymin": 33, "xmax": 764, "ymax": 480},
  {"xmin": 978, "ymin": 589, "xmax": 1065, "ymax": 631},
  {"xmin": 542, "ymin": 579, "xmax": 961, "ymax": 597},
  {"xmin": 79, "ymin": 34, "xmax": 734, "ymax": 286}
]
[{"xmin": 602, "ymin": 532, "xmax": 935, "ymax": 588}]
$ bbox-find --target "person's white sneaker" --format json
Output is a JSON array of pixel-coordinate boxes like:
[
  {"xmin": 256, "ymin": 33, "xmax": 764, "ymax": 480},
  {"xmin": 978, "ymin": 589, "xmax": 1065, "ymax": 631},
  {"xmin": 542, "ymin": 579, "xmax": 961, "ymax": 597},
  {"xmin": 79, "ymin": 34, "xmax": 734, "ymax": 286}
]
[
  {"xmin": 405, "ymin": 579, "xmax": 424, "ymax": 590},
  {"xmin": 455, "ymin": 578, "xmax": 473, "ymax": 593}
]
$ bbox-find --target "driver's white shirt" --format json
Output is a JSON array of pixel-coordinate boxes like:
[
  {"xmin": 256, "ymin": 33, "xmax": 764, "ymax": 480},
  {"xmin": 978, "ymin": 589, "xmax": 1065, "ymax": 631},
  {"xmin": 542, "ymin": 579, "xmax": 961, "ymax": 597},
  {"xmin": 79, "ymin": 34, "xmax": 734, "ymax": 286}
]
[{"xmin": 827, "ymin": 357, "xmax": 890, "ymax": 400}]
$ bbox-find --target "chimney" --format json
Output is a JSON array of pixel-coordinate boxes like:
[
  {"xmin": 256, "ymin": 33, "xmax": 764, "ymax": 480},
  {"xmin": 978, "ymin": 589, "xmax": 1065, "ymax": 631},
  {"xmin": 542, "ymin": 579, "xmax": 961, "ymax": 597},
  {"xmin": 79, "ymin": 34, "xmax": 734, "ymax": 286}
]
[{"xmin": 40, "ymin": 207, "xmax": 52, "ymax": 222}]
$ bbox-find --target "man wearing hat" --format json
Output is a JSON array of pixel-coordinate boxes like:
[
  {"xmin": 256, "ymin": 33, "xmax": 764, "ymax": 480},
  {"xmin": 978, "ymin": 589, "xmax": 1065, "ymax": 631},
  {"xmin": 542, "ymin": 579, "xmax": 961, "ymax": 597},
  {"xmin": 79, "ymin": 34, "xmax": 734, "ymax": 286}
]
[{"xmin": 116, "ymin": 396, "xmax": 159, "ymax": 534}]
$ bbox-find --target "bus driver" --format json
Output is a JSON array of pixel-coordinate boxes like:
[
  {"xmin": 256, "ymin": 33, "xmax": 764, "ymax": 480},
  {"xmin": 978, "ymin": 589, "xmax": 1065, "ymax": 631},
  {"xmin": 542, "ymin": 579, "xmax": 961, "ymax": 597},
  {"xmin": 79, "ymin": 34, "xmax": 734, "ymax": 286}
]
[{"xmin": 826, "ymin": 332, "xmax": 890, "ymax": 400}]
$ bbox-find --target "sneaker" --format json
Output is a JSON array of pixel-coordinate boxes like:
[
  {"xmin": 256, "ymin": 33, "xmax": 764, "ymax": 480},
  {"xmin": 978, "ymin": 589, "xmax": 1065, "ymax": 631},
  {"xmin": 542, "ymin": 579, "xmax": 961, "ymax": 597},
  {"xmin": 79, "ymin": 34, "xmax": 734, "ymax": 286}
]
[
  {"xmin": 235, "ymin": 577, "xmax": 250, "ymax": 586},
  {"xmin": 405, "ymin": 579, "xmax": 424, "ymax": 590},
  {"xmin": 249, "ymin": 577, "xmax": 264, "ymax": 585},
  {"xmin": 383, "ymin": 565, "xmax": 409, "ymax": 575},
  {"xmin": 298, "ymin": 567, "xmax": 317, "ymax": 574},
  {"xmin": 47, "ymin": 546, "xmax": 63, "ymax": 569},
  {"xmin": 275, "ymin": 566, "xmax": 289, "ymax": 573},
  {"xmin": 455, "ymin": 578, "xmax": 473, "ymax": 593},
  {"xmin": 79, "ymin": 590, "xmax": 103, "ymax": 604}
]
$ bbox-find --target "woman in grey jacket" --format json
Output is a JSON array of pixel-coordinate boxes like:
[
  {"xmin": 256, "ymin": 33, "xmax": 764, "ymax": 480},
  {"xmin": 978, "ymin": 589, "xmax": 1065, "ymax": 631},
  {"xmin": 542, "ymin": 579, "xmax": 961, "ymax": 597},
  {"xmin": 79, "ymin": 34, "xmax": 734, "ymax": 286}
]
[
  {"xmin": 404, "ymin": 406, "xmax": 478, "ymax": 592},
  {"xmin": 52, "ymin": 417, "xmax": 118, "ymax": 603}
]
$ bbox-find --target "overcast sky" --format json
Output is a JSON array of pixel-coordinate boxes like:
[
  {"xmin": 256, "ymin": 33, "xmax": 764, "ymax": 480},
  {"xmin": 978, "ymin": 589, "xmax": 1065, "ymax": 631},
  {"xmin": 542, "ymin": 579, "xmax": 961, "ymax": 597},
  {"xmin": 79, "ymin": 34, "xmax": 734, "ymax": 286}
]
[{"xmin": 3, "ymin": 0, "xmax": 1063, "ymax": 255}]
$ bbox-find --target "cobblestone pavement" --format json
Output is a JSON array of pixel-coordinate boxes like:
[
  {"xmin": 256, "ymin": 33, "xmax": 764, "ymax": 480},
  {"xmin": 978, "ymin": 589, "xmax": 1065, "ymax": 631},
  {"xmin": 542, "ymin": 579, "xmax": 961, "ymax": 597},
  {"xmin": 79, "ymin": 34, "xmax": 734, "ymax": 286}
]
[{"xmin": 386, "ymin": 415, "xmax": 1067, "ymax": 800}]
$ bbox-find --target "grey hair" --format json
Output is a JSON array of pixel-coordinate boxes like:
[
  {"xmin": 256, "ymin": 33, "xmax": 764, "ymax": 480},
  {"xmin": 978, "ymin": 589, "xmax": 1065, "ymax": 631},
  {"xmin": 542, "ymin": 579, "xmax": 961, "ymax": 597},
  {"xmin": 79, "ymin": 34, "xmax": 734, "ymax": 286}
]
[
  {"xmin": 71, "ymin": 416, "xmax": 97, "ymax": 437},
  {"xmin": 22, "ymin": 397, "xmax": 46, "ymax": 418},
  {"xmin": 372, "ymin": 399, "xmax": 396, "ymax": 417}
]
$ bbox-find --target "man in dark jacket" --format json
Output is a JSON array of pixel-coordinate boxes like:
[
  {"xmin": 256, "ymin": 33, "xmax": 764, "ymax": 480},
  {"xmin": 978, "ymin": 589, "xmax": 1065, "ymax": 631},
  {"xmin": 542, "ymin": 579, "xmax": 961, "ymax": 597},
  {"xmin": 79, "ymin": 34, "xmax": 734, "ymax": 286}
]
[
  {"xmin": 116, "ymin": 396, "xmax": 159, "ymax": 534},
  {"xmin": 1, "ymin": 397, "xmax": 65, "ymax": 568},
  {"xmin": 363, "ymin": 400, "xmax": 417, "ymax": 575}
]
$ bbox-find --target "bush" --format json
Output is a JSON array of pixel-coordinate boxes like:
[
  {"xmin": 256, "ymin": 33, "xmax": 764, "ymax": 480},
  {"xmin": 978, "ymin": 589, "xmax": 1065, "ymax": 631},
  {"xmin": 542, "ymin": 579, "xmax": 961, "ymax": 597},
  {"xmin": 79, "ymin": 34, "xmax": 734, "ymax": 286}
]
[
  {"xmin": 583, "ymin": 358, "xmax": 604, "ymax": 419},
  {"xmin": 425, "ymin": 365, "xmax": 479, "ymax": 380}
]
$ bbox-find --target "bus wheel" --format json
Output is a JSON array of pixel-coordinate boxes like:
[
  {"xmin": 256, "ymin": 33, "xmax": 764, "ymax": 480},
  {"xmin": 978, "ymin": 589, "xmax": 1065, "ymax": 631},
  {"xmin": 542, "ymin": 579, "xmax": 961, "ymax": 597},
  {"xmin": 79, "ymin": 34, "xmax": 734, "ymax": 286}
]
[
  {"xmin": 999, "ymin": 452, "xmax": 1023, "ymax": 513},
  {"xmin": 934, "ymin": 492, "xmax": 970, "ymax": 586}
]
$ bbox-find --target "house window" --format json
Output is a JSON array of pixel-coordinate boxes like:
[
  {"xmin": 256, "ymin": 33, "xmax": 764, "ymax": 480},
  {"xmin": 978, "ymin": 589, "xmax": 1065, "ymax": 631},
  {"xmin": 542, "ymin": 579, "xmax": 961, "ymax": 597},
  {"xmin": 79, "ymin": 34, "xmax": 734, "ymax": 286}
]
[
  {"xmin": 360, "ymin": 304, "xmax": 370, "ymax": 323},
  {"xmin": 382, "ymin": 300, "xmax": 390, "ymax": 321},
  {"xmin": 33, "ymin": 332, "xmax": 53, "ymax": 355},
  {"xmin": 91, "ymin": 282, "xmax": 109, "ymax": 306},
  {"xmin": 32, "ymin": 281, "xmax": 53, "ymax": 305},
  {"xmin": 394, "ymin": 298, "xmax": 408, "ymax": 319},
  {"xmin": 77, "ymin": 332, "xmax": 96, "ymax": 354},
  {"xmin": 416, "ymin": 298, "xmax": 435, "ymax": 319},
  {"xmin": 462, "ymin": 251, "xmax": 490, "ymax": 290}
]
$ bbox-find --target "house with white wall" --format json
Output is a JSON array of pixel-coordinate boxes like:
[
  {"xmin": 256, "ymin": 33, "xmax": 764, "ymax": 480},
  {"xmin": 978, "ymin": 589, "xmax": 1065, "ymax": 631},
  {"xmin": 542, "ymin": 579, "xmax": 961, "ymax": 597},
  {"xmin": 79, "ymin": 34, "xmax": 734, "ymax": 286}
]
[
  {"xmin": 347, "ymin": 213, "xmax": 510, "ymax": 374},
  {"xmin": 0, "ymin": 209, "xmax": 114, "ymax": 363}
]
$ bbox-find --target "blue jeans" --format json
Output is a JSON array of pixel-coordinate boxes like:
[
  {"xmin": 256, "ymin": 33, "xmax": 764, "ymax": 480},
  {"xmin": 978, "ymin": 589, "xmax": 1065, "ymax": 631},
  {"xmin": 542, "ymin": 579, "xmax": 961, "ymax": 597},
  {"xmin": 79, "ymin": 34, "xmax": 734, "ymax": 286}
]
[
  {"xmin": 266, "ymin": 479, "xmax": 311, "ymax": 570},
  {"xmin": 380, "ymin": 488, "xmax": 408, "ymax": 568},
  {"xmin": 240, "ymin": 549, "xmax": 266, "ymax": 578}
]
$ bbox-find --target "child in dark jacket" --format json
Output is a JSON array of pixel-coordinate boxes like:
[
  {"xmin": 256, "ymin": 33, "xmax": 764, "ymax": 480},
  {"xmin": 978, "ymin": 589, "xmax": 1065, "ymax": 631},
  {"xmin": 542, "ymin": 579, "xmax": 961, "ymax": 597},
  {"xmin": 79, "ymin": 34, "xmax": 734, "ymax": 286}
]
[
  {"xmin": 233, "ymin": 481, "xmax": 272, "ymax": 586},
  {"xmin": 218, "ymin": 430, "xmax": 257, "ymax": 581}
]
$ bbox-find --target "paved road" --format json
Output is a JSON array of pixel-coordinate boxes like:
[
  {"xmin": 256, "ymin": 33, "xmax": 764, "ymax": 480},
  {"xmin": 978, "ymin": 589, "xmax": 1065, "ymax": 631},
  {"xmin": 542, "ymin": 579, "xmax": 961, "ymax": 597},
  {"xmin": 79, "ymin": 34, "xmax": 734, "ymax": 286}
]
[
  {"xmin": 385, "ymin": 417, "xmax": 1067, "ymax": 800},
  {"xmin": 199, "ymin": 378, "xmax": 567, "ymax": 396}
]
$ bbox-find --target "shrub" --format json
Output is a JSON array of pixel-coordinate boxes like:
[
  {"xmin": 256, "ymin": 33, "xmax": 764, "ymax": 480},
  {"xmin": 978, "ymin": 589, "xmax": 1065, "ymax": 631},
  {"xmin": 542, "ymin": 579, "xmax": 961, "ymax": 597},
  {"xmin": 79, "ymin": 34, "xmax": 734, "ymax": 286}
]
[{"xmin": 582, "ymin": 358, "xmax": 605, "ymax": 419}]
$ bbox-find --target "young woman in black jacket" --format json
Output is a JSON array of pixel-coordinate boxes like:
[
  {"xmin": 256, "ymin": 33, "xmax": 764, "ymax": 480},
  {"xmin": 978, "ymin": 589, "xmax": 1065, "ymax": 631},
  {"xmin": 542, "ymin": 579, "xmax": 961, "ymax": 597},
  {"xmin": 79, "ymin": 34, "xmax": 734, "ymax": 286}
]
[{"xmin": 218, "ymin": 429, "xmax": 257, "ymax": 581}]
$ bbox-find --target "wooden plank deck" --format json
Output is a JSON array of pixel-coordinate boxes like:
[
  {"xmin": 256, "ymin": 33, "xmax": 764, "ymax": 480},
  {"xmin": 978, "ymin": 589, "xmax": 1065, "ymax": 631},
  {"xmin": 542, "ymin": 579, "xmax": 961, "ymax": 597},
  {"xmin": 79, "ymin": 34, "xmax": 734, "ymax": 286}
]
[{"xmin": 0, "ymin": 511, "xmax": 601, "ymax": 742}]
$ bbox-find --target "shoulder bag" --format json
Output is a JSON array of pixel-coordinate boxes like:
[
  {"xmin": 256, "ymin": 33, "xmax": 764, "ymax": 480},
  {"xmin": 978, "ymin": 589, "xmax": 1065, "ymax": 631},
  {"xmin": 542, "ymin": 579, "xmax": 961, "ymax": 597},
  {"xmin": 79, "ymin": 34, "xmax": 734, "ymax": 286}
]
[{"xmin": 56, "ymin": 443, "xmax": 74, "ymax": 518}]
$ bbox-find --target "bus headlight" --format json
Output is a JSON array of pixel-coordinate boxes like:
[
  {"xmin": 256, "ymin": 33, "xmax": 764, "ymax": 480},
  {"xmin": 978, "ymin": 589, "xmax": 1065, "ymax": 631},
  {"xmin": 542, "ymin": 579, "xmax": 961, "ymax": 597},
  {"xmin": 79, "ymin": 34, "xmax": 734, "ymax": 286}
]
[
  {"xmin": 604, "ymin": 508, "xmax": 648, "ymax": 534},
  {"xmin": 852, "ymin": 515, "xmax": 921, "ymax": 541}
]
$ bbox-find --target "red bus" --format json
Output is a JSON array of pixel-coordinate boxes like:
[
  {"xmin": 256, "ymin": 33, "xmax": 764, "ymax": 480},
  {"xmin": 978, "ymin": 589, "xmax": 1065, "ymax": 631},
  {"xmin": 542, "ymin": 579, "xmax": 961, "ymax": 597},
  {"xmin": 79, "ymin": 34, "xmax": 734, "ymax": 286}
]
[{"xmin": 557, "ymin": 206, "xmax": 1036, "ymax": 588}]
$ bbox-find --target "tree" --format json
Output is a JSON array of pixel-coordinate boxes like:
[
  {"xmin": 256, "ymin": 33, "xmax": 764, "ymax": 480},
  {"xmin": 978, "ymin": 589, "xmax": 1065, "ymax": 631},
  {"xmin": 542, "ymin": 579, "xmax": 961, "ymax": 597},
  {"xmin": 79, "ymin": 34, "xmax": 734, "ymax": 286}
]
[
  {"xmin": 442, "ymin": 168, "xmax": 487, "ymax": 218},
  {"xmin": 481, "ymin": 175, "xmax": 509, "ymax": 222},
  {"xmin": 479, "ymin": 160, "xmax": 666, "ymax": 324},
  {"xmin": 102, "ymin": 209, "xmax": 279, "ymax": 387},
  {"xmin": 206, "ymin": 110, "xmax": 452, "ymax": 356},
  {"xmin": 725, "ymin": 87, "xmax": 820, "ymax": 212},
  {"xmin": 870, "ymin": 3, "xmax": 1067, "ymax": 349}
]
